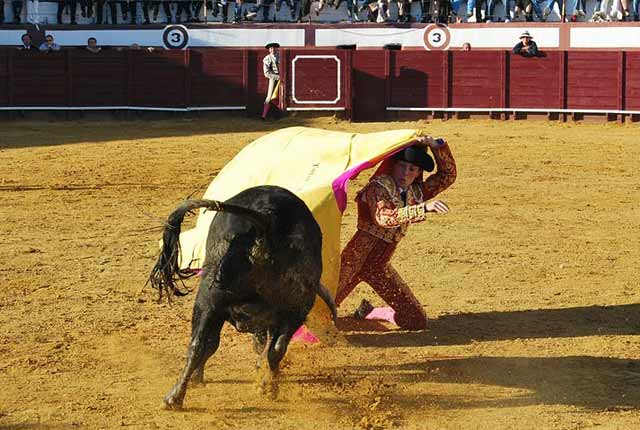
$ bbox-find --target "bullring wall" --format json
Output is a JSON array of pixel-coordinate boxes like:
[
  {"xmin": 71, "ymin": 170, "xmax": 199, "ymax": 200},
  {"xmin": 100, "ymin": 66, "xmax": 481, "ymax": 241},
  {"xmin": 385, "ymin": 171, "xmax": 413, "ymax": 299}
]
[{"xmin": 1, "ymin": 48, "xmax": 639, "ymax": 121}]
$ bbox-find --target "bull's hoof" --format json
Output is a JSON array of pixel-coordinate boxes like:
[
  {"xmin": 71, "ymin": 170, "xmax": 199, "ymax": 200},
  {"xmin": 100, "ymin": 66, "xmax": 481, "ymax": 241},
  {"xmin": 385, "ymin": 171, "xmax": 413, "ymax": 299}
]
[
  {"xmin": 190, "ymin": 371, "xmax": 205, "ymax": 385},
  {"xmin": 256, "ymin": 369, "xmax": 279, "ymax": 399},
  {"xmin": 162, "ymin": 392, "xmax": 185, "ymax": 410}
]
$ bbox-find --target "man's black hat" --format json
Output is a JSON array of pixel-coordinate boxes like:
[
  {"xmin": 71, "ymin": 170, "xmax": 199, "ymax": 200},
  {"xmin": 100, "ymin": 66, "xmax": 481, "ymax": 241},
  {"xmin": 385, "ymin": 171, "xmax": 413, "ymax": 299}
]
[
  {"xmin": 265, "ymin": 42, "xmax": 280, "ymax": 49},
  {"xmin": 392, "ymin": 146, "xmax": 435, "ymax": 172}
]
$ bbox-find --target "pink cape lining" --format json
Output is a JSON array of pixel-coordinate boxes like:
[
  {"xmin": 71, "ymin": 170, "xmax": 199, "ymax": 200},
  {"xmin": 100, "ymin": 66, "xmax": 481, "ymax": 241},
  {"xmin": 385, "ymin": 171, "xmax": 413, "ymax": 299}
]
[
  {"xmin": 331, "ymin": 144, "xmax": 413, "ymax": 213},
  {"xmin": 291, "ymin": 307, "xmax": 397, "ymax": 343}
]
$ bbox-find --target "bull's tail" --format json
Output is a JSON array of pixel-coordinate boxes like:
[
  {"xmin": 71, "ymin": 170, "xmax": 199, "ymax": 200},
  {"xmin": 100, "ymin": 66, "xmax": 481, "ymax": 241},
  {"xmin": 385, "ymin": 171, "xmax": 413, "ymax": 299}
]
[
  {"xmin": 316, "ymin": 283, "xmax": 338, "ymax": 323},
  {"xmin": 148, "ymin": 199, "xmax": 270, "ymax": 299}
]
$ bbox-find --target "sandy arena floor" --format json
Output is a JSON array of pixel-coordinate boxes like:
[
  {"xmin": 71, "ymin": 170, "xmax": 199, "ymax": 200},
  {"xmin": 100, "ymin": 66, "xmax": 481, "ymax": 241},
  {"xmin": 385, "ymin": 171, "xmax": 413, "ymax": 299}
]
[{"xmin": 1, "ymin": 116, "xmax": 639, "ymax": 430}]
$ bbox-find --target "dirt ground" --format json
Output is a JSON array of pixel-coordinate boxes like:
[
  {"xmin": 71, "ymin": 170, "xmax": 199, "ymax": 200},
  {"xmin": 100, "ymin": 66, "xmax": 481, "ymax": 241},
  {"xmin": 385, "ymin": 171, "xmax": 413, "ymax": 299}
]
[{"xmin": 1, "ymin": 115, "xmax": 639, "ymax": 430}]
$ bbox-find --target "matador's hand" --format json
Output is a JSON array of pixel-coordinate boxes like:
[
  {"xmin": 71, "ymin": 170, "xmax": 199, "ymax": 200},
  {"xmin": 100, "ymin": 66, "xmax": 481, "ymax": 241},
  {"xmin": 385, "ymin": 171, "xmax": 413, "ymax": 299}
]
[
  {"xmin": 415, "ymin": 135, "xmax": 446, "ymax": 149},
  {"xmin": 425, "ymin": 200, "xmax": 450, "ymax": 214}
]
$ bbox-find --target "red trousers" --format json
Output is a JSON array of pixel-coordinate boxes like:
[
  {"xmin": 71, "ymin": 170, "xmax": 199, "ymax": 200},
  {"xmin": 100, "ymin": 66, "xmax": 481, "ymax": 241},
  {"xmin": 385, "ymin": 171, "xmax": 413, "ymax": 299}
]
[{"xmin": 336, "ymin": 230, "xmax": 428, "ymax": 330}]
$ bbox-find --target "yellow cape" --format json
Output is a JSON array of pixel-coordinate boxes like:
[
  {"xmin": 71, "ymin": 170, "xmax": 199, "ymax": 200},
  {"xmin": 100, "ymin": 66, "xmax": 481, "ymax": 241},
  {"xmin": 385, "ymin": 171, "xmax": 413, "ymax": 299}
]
[{"xmin": 178, "ymin": 126, "xmax": 421, "ymax": 332}]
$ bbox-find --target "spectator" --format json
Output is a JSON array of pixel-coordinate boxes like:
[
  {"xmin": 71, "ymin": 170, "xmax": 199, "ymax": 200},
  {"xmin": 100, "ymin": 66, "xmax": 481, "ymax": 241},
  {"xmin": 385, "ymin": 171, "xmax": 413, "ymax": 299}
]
[
  {"xmin": 79, "ymin": 0, "xmax": 92, "ymax": 19},
  {"xmin": 514, "ymin": 0, "xmax": 534, "ymax": 20},
  {"xmin": 26, "ymin": 0, "xmax": 40, "ymax": 23},
  {"xmin": 297, "ymin": 0, "xmax": 311, "ymax": 21},
  {"xmin": 542, "ymin": 0, "xmax": 562, "ymax": 20},
  {"xmin": 451, "ymin": 0, "xmax": 475, "ymax": 23},
  {"xmin": 569, "ymin": 0, "xmax": 586, "ymax": 20},
  {"xmin": 175, "ymin": 0, "xmax": 194, "ymax": 22},
  {"xmin": 223, "ymin": 0, "xmax": 247, "ymax": 23},
  {"xmin": 461, "ymin": 42, "xmax": 471, "ymax": 51},
  {"xmin": 18, "ymin": 33, "xmax": 35, "ymax": 50},
  {"xmin": 191, "ymin": 0, "xmax": 214, "ymax": 22},
  {"xmin": 396, "ymin": 0, "xmax": 411, "ymax": 22},
  {"xmin": 433, "ymin": 0, "xmax": 449, "ymax": 22},
  {"xmin": 95, "ymin": 0, "xmax": 105, "ymax": 23},
  {"xmin": 2, "ymin": 0, "xmax": 24, "ymax": 23},
  {"xmin": 39, "ymin": 34, "xmax": 62, "ymax": 52},
  {"xmin": 512, "ymin": 30, "xmax": 540, "ymax": 57},
  {"xmin": 108, "ymin": 0, "xmax": 130, "ymax": 24},
  {"xmin": 487, "ymin": 0, "xmax": 514, "ymax": 21},
  {"xmin": 134, "ymin": 0, "xmax": 159, "ymax": 24},
  {"xmin": 12, "ymin": 0, "xmax": 24, "ymax": 23},
  {"xmin": 161, "ymin": 0, "xmax": 174, "ymax": 23},
  {"xmin": 419, "ymin": 0, "xmax": 433, "ymax": 22},
  {"xmin": 127, "ymin": 42, "xmax": 155, "ymax": 51},
  {"xmin": 85, "ymin": 37, "xmax": 102, "ymax": 53},
  {"xmin": 474, "ymin": 0, "xmax": 488, "ymax": 21},
  {"xmin": 632, "ymin": 0, "xmax": 639, "ymax": 20},
  {"xmin": 57, "ymin": 0, "xmax": 78, "ymax": 24},
  {"xmin": 276, "ymin": 0, "xmax": 296, "ymax": 20}
]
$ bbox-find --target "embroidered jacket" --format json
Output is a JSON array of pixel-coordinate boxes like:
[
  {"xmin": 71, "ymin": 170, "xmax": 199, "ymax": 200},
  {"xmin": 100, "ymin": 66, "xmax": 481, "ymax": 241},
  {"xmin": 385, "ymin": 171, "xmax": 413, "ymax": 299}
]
[
  {"xmin": 355, "ymin": 144, "xmax": 457, "ymax": 243},
  {"xmin": 263, "ymin": 53, "xmax": 280, "ymax": 81}
]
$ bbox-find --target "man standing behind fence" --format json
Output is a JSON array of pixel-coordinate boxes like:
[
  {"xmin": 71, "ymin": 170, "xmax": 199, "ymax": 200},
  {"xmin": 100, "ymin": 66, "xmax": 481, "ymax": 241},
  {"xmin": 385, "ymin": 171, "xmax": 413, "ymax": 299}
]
[{"xmin": 261, "ymin": 42, "xmax": 281, "ymax": 120}]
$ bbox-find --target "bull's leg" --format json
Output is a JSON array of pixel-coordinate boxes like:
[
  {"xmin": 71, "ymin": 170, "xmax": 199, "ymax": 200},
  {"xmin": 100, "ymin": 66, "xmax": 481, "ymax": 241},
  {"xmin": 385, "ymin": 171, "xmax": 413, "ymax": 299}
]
[
  {"xmin": 258, "ymin": 322, "xmax": 300, "ymax": 398},
  {"xmin": 163, "ymin": 303, "xmax": 225, "ymax": 410},
  {"xmin": 256, "ymin": 330, "xmax": 276, "ymax": 395},
  {"xmin": 252, "ymin": 330, "xmax": 268, "ymax": 369},
  {"xmin": 190, "ymin": 328, "xmax": 223, "ymax": 385},
  {"xmin": 267, "ymin": 323, "xmax": 299, "ymax": 372}
]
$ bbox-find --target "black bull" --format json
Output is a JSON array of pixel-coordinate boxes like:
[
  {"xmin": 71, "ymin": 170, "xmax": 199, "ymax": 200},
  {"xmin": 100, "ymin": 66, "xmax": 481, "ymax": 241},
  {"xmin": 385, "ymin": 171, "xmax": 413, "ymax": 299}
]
[{"xmin": 149, "ymin": 185, "xmax": 338, "ymax": 409}]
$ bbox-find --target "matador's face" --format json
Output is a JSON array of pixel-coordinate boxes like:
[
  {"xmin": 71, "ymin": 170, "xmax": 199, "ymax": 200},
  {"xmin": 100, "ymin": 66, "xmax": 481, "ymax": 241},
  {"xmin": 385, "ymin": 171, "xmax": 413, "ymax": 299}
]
[{"xmin": 392, "ymin": 160, "xmax": 422, "ymax": 190}]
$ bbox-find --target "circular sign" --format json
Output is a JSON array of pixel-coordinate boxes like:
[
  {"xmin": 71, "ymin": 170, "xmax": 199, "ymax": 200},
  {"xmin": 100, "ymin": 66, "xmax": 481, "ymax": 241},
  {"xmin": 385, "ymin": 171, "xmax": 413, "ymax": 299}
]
[
  {"xmin": 423, "ymin": 25, "xmax": 451, "ymax": 51},
  {"xmin": 162, "ymin": 25, "xmax": 189, "ymax": 50}
]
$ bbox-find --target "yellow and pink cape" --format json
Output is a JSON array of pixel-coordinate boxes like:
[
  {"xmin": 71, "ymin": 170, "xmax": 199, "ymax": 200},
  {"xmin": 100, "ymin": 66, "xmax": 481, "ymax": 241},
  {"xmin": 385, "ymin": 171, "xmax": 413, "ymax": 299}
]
[{"xmin": 177, "ymin": 126, "xmax": 421, "ymax": 332}]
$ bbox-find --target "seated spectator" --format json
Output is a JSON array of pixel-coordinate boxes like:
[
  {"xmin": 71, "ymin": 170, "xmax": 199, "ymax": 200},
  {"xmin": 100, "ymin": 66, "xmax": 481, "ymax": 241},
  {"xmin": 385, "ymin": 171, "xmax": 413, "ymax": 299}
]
[
  {"xmin": 512, "ymin": 30, "xmax": 540, "ymax": 57},
  {"xmin": 461, "ymin": 42, "xmax": 471, "ymax": 51},
  {"xmin": 39, "ymin": 34, "xmax": 62, "ymax": 53},
  {"xmin": 86, "ymin": 37, "xmax": 101, "ymax": 53},
  {"xmin": 18, "ymin": 33, "xmax": 35, "ymax": 50},
  {"xmin": 128, "ymin": 43, "xmax": 155, "ymax": 52}
]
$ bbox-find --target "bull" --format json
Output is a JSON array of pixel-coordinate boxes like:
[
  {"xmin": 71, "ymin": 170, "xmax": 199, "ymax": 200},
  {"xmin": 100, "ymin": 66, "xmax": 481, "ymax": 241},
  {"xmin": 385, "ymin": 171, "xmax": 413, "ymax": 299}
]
[{"xmin": 149, "ymin": 185, "xmax": 337, "ymax": 410}]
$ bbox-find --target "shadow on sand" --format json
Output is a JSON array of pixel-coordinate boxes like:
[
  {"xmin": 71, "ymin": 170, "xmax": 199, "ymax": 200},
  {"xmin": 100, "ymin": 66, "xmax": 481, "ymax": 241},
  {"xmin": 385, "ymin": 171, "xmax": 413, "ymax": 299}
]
[
  {"xmin": 343, "ymin": 303, "xmax": 640, "ymax": 347},
  {"xmin": 304, "ymin": 355, "xmax": 640, "ymax": 411},
  {"xmin": 0, "ymin": 113, "xmax": 333, "ymax": 150}
]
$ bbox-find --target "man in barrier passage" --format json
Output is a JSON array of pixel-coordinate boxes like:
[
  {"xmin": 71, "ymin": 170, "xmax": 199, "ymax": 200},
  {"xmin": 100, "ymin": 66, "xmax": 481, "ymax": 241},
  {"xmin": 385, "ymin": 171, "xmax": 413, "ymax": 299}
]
[
  {"xmin": 261, "ymin": 42, "xmax": 281, "ymax": 120},
  {"xmin": 512, "ymin": 30, "xmax": 541, "ymax": 57},
  {"xmin": 336, "ymin": 136, "xmax": 457, "ymax": 331}
]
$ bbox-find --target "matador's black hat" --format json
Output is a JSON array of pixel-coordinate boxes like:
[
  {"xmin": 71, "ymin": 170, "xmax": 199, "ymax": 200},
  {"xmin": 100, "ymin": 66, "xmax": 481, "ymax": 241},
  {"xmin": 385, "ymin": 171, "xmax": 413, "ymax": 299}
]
[
  {"xmin": 265, "ymin": 42, "xmax": 280, "ymax": 49},
  {"xmin": 392, "ymin": 146, "xmax": 435, "ymax": 172}
]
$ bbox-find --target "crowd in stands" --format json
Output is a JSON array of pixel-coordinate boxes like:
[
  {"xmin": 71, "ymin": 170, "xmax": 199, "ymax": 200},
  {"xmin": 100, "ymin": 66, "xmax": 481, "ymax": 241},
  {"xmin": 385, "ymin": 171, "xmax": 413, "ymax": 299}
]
[
  {"xmin": 15, "ymin": 32, "xmax": 157, "ymax": 52},
  {"xmin": 1, "ymin": 0, "xmax": 639, "ymax": 24}
]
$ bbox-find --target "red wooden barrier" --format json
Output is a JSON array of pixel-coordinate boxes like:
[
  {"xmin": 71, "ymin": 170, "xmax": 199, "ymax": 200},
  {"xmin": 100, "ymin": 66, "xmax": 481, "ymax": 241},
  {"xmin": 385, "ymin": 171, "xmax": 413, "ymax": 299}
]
[
  {"xmin": 69, "ymin": 51, "xmax": 128, "ymax": 106},
  {"xmin": 11, "ymin": 51, "xmax": 67, "ymax": 107},
  {"xmin": 450, "ymin": 51, "xmax": 503, "ymax": 109},
  {"xmin": 352, "ymin": 50, "xmax": 386, "ymax": 120},
  {"xmin": 625, "ymin": 52, "xmax": 640, "ymax": 111},
  {"xmin": 388, "ymin": 51, "xmax": 446, "ymax": 109},
  {"xmin": 285, "ymin": 49, "xmax": 350, "ymax": 111},
  {"xmin": 1, "ymin": 48, "xmax": 639, "ymax": 122},
  {"xmin": 189, "ymin": 49, "xmax": 246, "ymax": 108},
  {"xmin": 131, "ymin": 50, "xmax": 187, "ymax": 107},
  {"xmin": 509, "ymin": 52, "xmax": 563, "ymax": 109},
  {"xmin": 566, "ymin": 52, "xmax": 619, "ymax": 111}
]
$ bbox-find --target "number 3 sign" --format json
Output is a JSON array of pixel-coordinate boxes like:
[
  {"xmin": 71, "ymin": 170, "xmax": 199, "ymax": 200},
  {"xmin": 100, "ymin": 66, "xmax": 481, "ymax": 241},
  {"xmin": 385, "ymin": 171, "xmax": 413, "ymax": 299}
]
[
  {"xmin": 422, "ymin": 25, "xmax": 451, "ymax": 51},
  {"xmin": 163, "ymin": 25, "xmax": 190, "ymax": 50}
]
